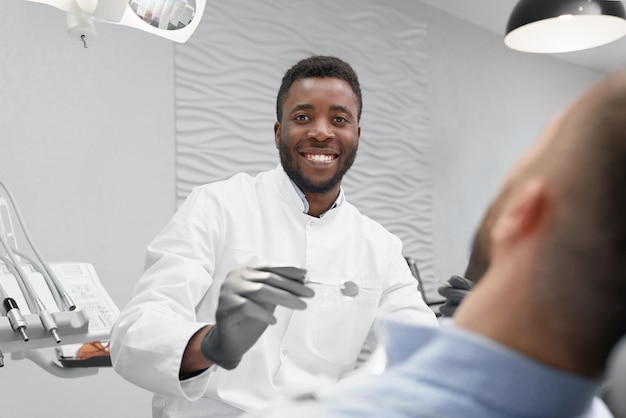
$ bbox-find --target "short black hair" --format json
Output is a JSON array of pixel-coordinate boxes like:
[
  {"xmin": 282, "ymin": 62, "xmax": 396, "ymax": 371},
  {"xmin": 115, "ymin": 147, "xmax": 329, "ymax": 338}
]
[{"xmin": 276, "ymin": 55, "xmax": 362, "ymax": 122}]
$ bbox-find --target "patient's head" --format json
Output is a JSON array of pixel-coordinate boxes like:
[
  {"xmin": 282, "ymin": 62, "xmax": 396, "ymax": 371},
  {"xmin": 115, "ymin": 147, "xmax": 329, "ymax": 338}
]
[
  {"xmin": 461, "ymin": 71, "xmax": 626, "ymax": 375},
  {"xmin": 535, "ymin": 73, "xmax": 626, "ymax": 369}
]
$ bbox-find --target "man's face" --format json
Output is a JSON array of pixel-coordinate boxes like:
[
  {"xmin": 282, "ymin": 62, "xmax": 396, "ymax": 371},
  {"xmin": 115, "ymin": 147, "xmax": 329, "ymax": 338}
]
[{"xmin": 275, "ymin": 77, "xmax": 361, "ymax": 195}]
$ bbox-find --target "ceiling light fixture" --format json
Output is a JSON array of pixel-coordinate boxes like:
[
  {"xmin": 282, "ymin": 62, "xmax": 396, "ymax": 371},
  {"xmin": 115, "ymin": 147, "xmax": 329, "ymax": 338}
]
[
  {"xmin": 26, "ymin": 0, "xmax": 205, "ymax": 47},
  {"xmin": 505, "ymin": 0, "xmax": 626, "ymax": 53}
]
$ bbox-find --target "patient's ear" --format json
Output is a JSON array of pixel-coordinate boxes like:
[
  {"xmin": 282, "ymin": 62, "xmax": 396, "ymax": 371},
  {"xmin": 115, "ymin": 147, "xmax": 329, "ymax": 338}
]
[{"xmin": 492, "ymin": 179, "xmax": 548, "ymax": 244}]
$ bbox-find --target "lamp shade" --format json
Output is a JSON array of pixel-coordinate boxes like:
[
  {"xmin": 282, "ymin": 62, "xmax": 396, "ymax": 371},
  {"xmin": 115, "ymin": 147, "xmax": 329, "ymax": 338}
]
[{"xmin": 505, "ymin": 0, "xmax": 626, "ymax": 53}]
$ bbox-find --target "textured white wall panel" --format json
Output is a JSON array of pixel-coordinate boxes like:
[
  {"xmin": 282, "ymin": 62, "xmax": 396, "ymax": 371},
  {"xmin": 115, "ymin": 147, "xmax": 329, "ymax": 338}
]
[{"xmin": 175, "ymin": 0, "xmax": 438, "ymax": 300}]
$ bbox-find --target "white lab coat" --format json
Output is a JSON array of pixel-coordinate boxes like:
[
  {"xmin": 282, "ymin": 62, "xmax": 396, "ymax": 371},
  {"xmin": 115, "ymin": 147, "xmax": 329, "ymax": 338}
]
[{"xmin": 110, "ymin": 165, "xmax": 438, "ymax": 418}]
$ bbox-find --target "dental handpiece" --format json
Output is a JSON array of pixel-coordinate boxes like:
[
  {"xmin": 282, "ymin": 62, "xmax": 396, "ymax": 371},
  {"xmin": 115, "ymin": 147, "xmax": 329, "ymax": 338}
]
[
  {"xmin": 3, "ymin": 297, "xmax": 29, "ymax": 341},
  {"xmin": 35, "ymin": 298, "xmax": 60, "ymax": 344}
]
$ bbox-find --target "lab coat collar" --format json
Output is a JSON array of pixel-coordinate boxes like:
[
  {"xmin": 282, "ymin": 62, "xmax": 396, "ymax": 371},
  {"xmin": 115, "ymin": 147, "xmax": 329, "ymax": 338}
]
[{"xmin": 275, "ymin": 164, "xmax": 345, "ymax": 217}]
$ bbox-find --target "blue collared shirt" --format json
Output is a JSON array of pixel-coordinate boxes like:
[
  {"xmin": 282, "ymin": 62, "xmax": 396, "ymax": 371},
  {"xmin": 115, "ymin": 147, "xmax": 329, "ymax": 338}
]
[{"xmin": 246, "ymin": 320, "xmax": 603, "ymax": 418}]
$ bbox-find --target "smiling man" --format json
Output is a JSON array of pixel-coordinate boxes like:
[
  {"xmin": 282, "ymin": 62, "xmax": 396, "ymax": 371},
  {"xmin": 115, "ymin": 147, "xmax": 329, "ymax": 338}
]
[
  {"xmin": 275, "ymin": 73, "xmax": 360, "ymax": 217},
  {"xmin": 110, "ymin": 55, "xmax": 438, "ymax": 418}
]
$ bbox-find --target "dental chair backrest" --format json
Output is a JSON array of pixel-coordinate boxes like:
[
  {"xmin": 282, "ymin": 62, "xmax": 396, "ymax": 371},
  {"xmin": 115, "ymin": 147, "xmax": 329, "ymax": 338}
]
[
  {"xmin": 404, "ymin": 256, "xmax": 426, "ymax": 296},
  {"xmin": 605, "ymin": 335, "xmax": 626, "ymax": 417}
]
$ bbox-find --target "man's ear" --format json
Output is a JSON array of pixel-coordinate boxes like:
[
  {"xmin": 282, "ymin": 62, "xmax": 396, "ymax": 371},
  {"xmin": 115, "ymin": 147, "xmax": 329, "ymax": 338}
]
[
  {"xmin": 492, "ymin": 179, "xmax": 548, "ymax": 244},
  {"xmin": 274, "ymin": 122, "xmax": 281, "ymax": 149}
]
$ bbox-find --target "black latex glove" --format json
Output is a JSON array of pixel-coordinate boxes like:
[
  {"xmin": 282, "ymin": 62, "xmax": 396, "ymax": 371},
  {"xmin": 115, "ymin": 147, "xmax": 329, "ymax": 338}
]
[
  {"xmin": 201, "ymin": 266, "xmax": 314, "ymax": 370},
  {"xmin": 437, "ymin": 275, "xmax": 474, "ymax": 318}
]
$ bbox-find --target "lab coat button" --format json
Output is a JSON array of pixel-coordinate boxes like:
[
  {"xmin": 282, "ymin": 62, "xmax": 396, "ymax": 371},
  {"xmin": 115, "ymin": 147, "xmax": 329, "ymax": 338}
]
[
  {"xmin": 282, "ymin": 349, "xmax": 288, "ymax": 355},
  {"xmin": 308, "ymin": 221, "xmax": 314, "ymax": 226}
]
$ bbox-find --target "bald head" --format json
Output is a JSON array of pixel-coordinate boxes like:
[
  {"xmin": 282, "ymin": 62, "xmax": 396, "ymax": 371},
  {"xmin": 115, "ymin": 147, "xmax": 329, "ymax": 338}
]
[{"xmin": 531, "ymin": 71, "xmax": 626, "ymax": 372}]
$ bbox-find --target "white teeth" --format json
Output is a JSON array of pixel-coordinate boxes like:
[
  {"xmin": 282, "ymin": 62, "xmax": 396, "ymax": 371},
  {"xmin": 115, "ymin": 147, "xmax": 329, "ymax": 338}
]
[{"xmin": 305, "ymin": 154, "xmax": 334, "ymax": 162}]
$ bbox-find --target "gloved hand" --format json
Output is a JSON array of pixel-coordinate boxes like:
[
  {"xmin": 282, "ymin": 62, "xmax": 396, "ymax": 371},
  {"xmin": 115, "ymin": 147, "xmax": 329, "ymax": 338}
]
[
  {"xmin": 201, "ymin": 266, "xmax": 314, "ymax": 370},
  {"xmin": 437, "ymin": 275, "xmax": 474, "ymax": 318}
]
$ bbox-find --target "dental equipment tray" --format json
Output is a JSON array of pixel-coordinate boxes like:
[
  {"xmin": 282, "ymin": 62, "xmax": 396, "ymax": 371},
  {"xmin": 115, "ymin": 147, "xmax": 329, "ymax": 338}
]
[{"xmin": 0, "ymin": 262, "xmax": 119, "ymax": 354}]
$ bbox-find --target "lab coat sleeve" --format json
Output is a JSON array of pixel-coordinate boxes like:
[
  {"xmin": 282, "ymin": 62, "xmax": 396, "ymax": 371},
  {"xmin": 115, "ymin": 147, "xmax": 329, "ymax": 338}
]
[
  {"xmin": 110, "ymin": 186, "xmax": 224, "ymax": 400},
  {"xmin": 377, "ymin": 237, "xmax": 439, "ymax": 327}
]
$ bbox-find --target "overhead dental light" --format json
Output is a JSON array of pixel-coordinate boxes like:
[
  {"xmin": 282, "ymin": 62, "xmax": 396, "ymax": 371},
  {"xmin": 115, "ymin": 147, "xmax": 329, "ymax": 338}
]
[
  {"xmin": 25, "ymin": 0, "xmax": 205, "ymax": 47},
  {"xmin": 505, "ymin": 0, "xmax": 626, "ymax": 53}
]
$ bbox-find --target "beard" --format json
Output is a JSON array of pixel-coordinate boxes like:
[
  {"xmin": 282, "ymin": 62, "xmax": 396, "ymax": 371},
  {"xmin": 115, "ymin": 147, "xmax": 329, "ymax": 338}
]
[
  {"xmin": 466, "ymin": 222, "xmax": 491, "ymax": 284},
  {"xmin": 278, "ymin": 136, "xmax": 358, "ymax": 195},
  {"xmin": 465, "ymin": 187, "xmax": 512, "ymax": 283}
]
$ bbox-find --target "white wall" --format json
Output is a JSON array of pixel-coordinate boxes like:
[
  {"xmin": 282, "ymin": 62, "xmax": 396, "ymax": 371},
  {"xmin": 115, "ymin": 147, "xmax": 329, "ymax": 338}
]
[
  {"xmin": 175, "ymin": 0, "xmax": 439, "ymax": 298},
  {"xmin": 399, "ymin": 2, "xmax": 603, "ymax": 281},
  {"xmin": 0, "ymin": 0, "xmax": 605, "ymax": 417}
]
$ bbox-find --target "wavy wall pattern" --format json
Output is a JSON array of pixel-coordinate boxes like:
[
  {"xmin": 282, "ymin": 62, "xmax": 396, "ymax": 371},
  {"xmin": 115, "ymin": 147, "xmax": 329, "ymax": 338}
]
[{"xmin": 174, "ymin": 0, "xmax": 438, "ymax": 300}]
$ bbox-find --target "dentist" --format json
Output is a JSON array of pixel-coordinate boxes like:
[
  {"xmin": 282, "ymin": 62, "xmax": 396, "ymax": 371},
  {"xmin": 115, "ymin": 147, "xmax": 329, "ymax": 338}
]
[{"xmin": 110, "ymin": 55, "xmax": 438, "ymax": 418}]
